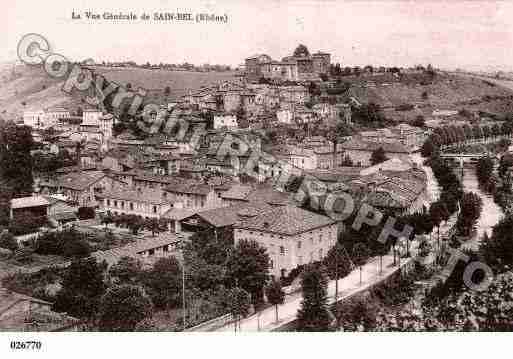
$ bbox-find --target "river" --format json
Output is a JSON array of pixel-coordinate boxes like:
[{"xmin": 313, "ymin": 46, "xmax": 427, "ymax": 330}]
[
  {"xmin": 461, "ymin": 166, "xmax": 504, "ymax": 241},
  {"xmin": 410, "ymin": 153, "xmax": 503, "ymax": 249}
]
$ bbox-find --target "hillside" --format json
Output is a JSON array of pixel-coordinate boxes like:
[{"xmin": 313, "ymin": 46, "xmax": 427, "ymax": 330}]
[
  {"xmin": 348, "ymin": 73, "xmax": 513, "ymax": 122},
  {"xmin": 0, "ymin": 63, "xmax": 238, "ymax": 122}
]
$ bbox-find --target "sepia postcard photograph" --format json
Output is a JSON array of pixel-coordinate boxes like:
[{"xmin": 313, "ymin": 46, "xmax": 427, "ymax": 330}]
[{"xmin": 1, "ymin": 0, "xmax": 513, "ymax": 357}]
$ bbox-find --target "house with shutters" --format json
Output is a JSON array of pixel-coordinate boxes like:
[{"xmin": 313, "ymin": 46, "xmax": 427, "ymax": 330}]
[{"xmin": 234, "ymin": 205, "xmax": 337, "ymax": 278}]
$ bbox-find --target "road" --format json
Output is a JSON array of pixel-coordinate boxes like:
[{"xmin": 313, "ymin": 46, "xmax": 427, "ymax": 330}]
[
  {"xmin": 214, "ymin": 253, "xmax": 410, "ymax": 332},
  {"xmin": 213, "ymin": 154, "xmax": 442, "ymax": 332}
]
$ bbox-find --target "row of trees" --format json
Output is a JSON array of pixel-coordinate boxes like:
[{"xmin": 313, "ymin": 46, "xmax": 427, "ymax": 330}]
[
  {"xmin": 101, "ymin": 213, "xmax": 167, "ymax": 236},
  {"xmin": 422, "ymin": 121, "xmax": 513, "ymax": 157}
]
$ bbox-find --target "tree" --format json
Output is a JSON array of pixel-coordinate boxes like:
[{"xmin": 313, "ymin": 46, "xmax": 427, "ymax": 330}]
[
  {"xmin": 340, "ymin": 154, "xmax": 354, "ymax": 166},
  {"xmin": 481, "ymin": 214, "xmax": 513, "ymax": 271},
  {"xmin": 429, "ymin": 201, "xmax": 450, "ymax": 253},
  {"xmin": 476, "ymin": 156, "xmax": 494, "ymax": 185},
  {"xmin": 265, "ymin": 279, "xmax": 285, "ymax": 323},
  {"xmin": 352, "ymin": 103, "xmax": 386, "ymax": 125},
  {"xmin": 0, "ymin": 122, "xmax": 34, "ymax": 197},
  {"xmin": 141, "ymin": 257, "xmax": 182, "ymax": 311},
  {"xmin": 53, "ymin": 257, "xmax": 106, "ymax": 320},
  {"xmin": 421, "ymin": 139, "xmax": 438, "ymax": 158},
  {"xmin": 144, "ymin": 218, "xmax": 163, "ymax": 237},
  {"xmin": 499, "ymin": 153, "xmax": 513, "ymax": 178},
  {"xmin": 99, "ymin": 284, "xmax": 153, "ymax": 331},
  {"xmin": 456, "ymin": 192, "xmax": 483, "ymax": 237},
  {"xmin": 77, "ymin": 206, "xmax": 95, "ymax": 220},
  {"xmin": 293, "ymin": 44, "xmax": 310, "ymax": 58},
  {"xmin": 323, "ymin": 243, "xmax": 352, "ymax": 280},
  {"xmin": 228, "ymin": 287, "xmax": 251, "ymax": 332},
  {"xmin": 370, "ymin": 147, "xmax": 388, "ymax": 165},
  {"xmin": 413, "ymin": 115, "xmax": 425, "ymax": 128},
  {"xmin": 482, "ymin": 125, "xmax": 491, "ymax": 139},
  {"xmin": 101, "ymin": 212, "xmax": 114, "ymax": 229},
  {"xmin": 296, "ymin": 265, "xmax": 332, "ymax": 331},
  {"xmin": 36, "ymin": 229, "xmax": 91, "ymax": 258},
  {"xmin": 9, "ymin": 211, "xmax": 47, "ymax": 236},
  {"xmin": 472, "ymin": 124, "xmax": 483, "ymax": 139},
  {"xmin": 337, "ymin": 294, "xmax": 379, "ymax": 331},
  {"xmin": 109, "ymin": 256, "xmax": 143, "ymax": 283},
  {"xmin": 492, "ymin": 123, "xmax": 501, "ymax": 139},
  {"xmin": 0, "ymin": 232, "xmax": 17, "ymax": 252},
  {"xmin": 226, "ymin": 240, "xmax": 270, "ymax": 304},
  {"xmin": 126, "ymin": 214, "xmax": 144, "ymax": 234},
  {"xmin": 352, "ymin": 243, "xmax": 370, "ymax": 283}
]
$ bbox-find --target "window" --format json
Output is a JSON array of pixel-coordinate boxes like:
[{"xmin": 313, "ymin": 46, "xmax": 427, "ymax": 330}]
[
  {"xmin": 297, "ymin": 241, "xmax": 302, "ymax": 249},
  {"xmin": 148, "ymin": 249, "xmax": 155, "ymax": 256},
  {"xmin": 114, "ymin": 200, "xmax": 117, "ymax": 207},
  {"xmin": 130, "ymin": 202, "xmax": 134, "ymax": 210},
  {"xmin": 270, "ymin": 259, "xmax": 274, "ymax": 269},
  {"xmin": 153, "ymin": 205, "xmax": 157, "ymax": 213},
  {"xmin": 107, "ymin": 199, "xmax": 110, "ymax": 206},
  {"xmin": 280, "ymin": 246, "xmax": 285, "ymax": 255},
  {"xmin": 319, "ymin": 248, "xmax": 323, "ymax": 259},
  {"xmin": 163, "ymin": 245, "xmax": 169, "ymax": 252}
]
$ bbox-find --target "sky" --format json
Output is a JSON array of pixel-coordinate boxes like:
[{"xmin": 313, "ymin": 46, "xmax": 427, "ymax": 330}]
[{"xmin": 2, "ymin": 0, "xmax": 513, "ymax": 72}]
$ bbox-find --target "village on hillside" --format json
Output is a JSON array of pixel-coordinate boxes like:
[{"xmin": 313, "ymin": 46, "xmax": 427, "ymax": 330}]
[{"xmin": 2, "ymin": 41, "xmax": 513, "ymax": 334}]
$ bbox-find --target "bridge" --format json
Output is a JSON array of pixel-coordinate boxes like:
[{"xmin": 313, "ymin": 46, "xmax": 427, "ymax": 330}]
[{"xmin": 439, "ymin": 152, "xmax": 498, "ymax": 166}]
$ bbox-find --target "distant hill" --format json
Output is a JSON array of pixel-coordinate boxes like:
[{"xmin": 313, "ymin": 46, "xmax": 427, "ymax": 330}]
[
  {"xmin": 0, "ymin": 63, "xmax": 237, "ymax": 122},
  {"xmin": 347, "ymin": 73, "xmax": 513, "ymax": 123}
]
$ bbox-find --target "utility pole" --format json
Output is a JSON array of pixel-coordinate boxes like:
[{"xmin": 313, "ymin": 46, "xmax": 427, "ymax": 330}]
[
  {"xmin": 180, "ymin": 241, "xmax": 186, "ymax": 331},
  {"xmin": 335, "ymin": 245, "xmax": 339, "ymax": 304}
]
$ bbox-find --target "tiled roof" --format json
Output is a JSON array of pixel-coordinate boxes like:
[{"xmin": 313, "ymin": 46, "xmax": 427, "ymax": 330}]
[
  {"xmin": 339, "ymin": 138, "xmax": 409, "ymax": 153},
  {"xmin": 359, "ymin": 157, "xmax": 413, "ymax": 176},
  {"xmin": 57, "ymin": 171, "xmax": 105, "ymax": 191},
  {"xmin": 307, "ymin": 167, "xmax": 363, "ymax": 183},
  {"xmin": 357, "ymin": 169, "xmax": 427, "ymax": 210},
  {"xmin": 11, "ymin": 196, "xmax": 50, "ymax": 209},
  {"xmin": 98, "ymin": 188, "xmax": 169, "ymax": 205},
  {"xmin": 221, "ymin": 184, "xmax": 253, "ymax": 200},
  {"xmin": 134, "ymin": 171, "xmax": 182, "ymax": 185},
  {"xmin": 235, "ymin": 205, "xmax": 335, "ymax": 236},
  {"xmin": 162, "ymin": 208, "xmax": 198, "ymax": 220},
  {"xmin": 193, "ymin": 202, "xmax": 272, "ymax": 228},
  {"xmin": 246, "ymin": 187, "xmax": 295, "ymax": 206},
  {"xmin": 91, "ymin": 233, "xmax": 190, "ymax": 266},
  {"xmin": 165, "ymin": 182, "xmax": 212, "ymax": 196}
]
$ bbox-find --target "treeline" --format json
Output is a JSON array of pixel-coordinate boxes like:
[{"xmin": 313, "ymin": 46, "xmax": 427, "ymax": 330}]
[{"xmin": 422, "ymin": 121, "xmax": 513, "ymax": 157}]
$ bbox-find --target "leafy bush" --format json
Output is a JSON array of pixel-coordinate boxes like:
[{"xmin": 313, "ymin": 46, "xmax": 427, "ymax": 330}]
[
  {"xmin": 77, "ymin": 207, "xmax": 96, "ymax": 220},
  {"xmin": 35, "ymin": 229, "xmax": 91, "ymax": 258}
]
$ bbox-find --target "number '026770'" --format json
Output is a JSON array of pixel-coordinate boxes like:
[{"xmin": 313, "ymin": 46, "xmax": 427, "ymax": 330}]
[{"xmin": 10, "ymin": 341, "xmax": 42, "ymax": 350}]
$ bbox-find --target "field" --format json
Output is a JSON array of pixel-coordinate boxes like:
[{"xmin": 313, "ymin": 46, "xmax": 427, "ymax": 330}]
[
  {"xmin": 0, "ymin": 62, "xmax": 237, "ymax": 121},
  {"xmin": 94, "ymin": 67, "xmax": 237, "ymax": 95},
  {"xmin": 348, "ymin": 73, "xmax": 513, "ymax": 123}
]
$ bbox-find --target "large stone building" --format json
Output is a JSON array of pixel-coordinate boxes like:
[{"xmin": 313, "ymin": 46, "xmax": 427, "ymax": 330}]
[
  {"xmin": 99, "ymin": 188, "xmax": 173, "ymax": 219},
  {"xmin": 245, "ymin": 48, "xmax": 331, "ymax": 82},
  {"xmin": 234, "ymin": 205, "xmax": 337, "ymax": 278},
  {"xmin": 358, "ymin": 123, "xmax": 426, "ymax": 152},
  {"xmin": 338, "ymin": 138, "xmax": 411, "ymax": 167}
]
